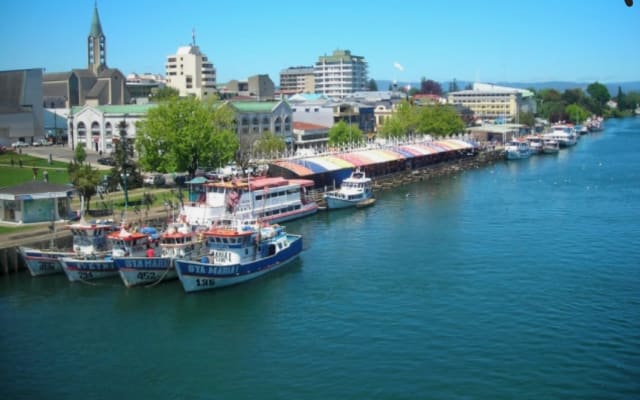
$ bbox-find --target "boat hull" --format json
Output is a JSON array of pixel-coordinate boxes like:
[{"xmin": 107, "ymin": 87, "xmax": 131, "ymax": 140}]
[
  {"xmin": 505, "ymin": 150, "xmax": 531, "ymax": 160},
  {"xmin": 324, "ymin": 193, "xmax": 373, "ymax": 209},
  {"xmin": 19, "ymin": 247, "xmax": 72, "ymax": 276},
  {"xmin": 114, "ymin": 256, "xmax": 177, "ymax": 287},
  {"xmin": 60, "ymin": 257, "xmax": 117, "ymax": 282},
  {"xmin": 174, "ymin": 234, "xmax": 302, "ymax": 292}
]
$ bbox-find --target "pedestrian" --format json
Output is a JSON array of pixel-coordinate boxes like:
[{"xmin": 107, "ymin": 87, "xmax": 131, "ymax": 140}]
[
  {"xmin": 43, "ymin": 170, "xmax": 49, "ymax": 183},
  {"xmin": 146, "ymin": 244, "xmax": 155, "ymax": 258},
  {"xmin": 32, "ymin": 167, "xmax": 38, "ymax": 180},
  {"xmin": 18, "ymin": 159, "xmax": 23, "ymax": 168}
]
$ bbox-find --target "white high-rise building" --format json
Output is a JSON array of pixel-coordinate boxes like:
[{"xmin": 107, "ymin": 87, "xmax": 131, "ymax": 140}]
[
  {"xmin": 314, "ymin": 49, "xmax": 368, "ymax": 99},
  {"xmin": 165, "ymin": 32, "xmax": 216, "ymax": 98}
]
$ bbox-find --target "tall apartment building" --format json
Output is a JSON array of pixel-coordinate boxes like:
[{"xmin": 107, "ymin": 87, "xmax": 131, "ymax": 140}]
[
  {"xmin": 314, "ymin": 49, "xmax": 368, "ymax": 99},
  {"xmin": 165, "ymin": 33, "xmax": 216, "ymax": 98},
  {"xmin": 279, "ymin": 66, "xmax": 315, "ymax": 95}
]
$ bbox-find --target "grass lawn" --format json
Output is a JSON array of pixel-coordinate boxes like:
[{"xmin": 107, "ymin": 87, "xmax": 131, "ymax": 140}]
[{"xmin": 0, "ymin": 153, "xmax": 71, "ymax": 186}]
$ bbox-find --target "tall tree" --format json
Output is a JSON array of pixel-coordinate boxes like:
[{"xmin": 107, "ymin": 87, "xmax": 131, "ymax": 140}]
[
  {"xmin": 448, "ymin": 79, "xmax": 459, "ymax": 93},
  {"xmin": 565, "ymin": 104, "xmax": 589, "ymax": 124},
  {"xmin": 420, "ymin": 78, "xmax": 442, "ymax": 95},
  {"xmin": 586, "ymin": 82, "xmax": 610, "ymax": 111},
  {"xmin": 150, "ymin": 86, "xmax": 179, "ymax": 102},
  {"xmin": 252, "ymin": 131, "xmax": 286, "ymax": 162},
  {"xmin": 67, "ymin": 143, "xmax": 100, "ymax": 215},
  {"xmin": 135, "ymin": 97, "xmax": 238, "ymax": 177},
  {"xmin": 328, "ymin": 120, "xmax": 364, "ymax": 146},
  {"xmin": 368, "ymin": 79, "xmax": 378, "ymax": 91}
]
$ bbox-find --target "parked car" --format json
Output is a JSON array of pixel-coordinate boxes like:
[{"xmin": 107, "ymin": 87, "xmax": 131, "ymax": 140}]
[
  {"xmin": 97, "ymin": 157, "xmax": 115, "ymax": 166},
  {"xmin": 32, "ymin": 138, "xmax": 51, "ymax": 147},
  {"xmin": 143, "ymin": 174, "xmax": 165, "ymax": 187},
  {"xmin": 11, "ymin": 140, "xmax": 28, "ymax": 148}
]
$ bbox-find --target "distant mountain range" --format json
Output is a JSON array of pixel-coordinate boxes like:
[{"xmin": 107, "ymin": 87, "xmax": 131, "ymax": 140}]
[{"xmin": 374, "ymin": 80, "xmax": 640, "ymax": 94}]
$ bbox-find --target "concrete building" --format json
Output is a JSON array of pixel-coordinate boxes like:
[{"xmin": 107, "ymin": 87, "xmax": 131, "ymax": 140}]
[
  {"xmin": 279, "ymin": 66, "xmax": 315, "ymax": 95},
  {"xmin": 344, "ymin": 91, "xmax": 406, "ymax": 133},
  {"xmin": 42, "ymin": 4, "xmax": 130, "ymax": 107},
  {"xmin": 314, "ymin": 49, "xmax": 368, "ymax": 99},
  {"xmin": 288, "ymin": 94, "xmax": 334, "ymax": 128},
  {"xmin": 0, "ymin": 181, "xmax": 75, "ymax": 224},
  {"xmin": 0, "ymin": 69, "xmax": 44, "ymax": 146},
  {"xmin": 68, "ymin": 103, "xmax": 156, "ymax": 154},
  {"xmin": 165, "ymin": 32, "xmax": 217, "ymax": 99},
  {"xmin": 126, "ymin": 73, "xmax": 166, "ymax": 103},
  {"xmin": 448, "ymin": 83, "xmax": 536, "ymax": 123},
  {"xmin": 292, "ymin": 121, "xmax": 330, "ymax": 150},
  {"xmin": 228, "ymin": 100, "xmax": 293, "ymax": 145},
  {"xmin": 223, "ymin": 75, "xmax": 275, "ymax": 100}
]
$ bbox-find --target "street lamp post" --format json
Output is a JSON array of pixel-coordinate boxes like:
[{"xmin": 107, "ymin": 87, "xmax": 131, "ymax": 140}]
[
  {"xmin": 68, "ymin": 109, "xmax": 74, "ymax": 150},
  {"xmin": 120, "ymin": 114, "xmax": 130, "ymax": 211}
]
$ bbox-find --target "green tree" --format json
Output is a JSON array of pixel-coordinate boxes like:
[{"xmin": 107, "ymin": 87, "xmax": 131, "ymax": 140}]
[
  {"xmin": 414, "ymin": 105, "xmax": 464, "ymax": 137},
  {"xmin": 67, "ymin": 143, "xmax": 100, "ymax": 215},
  {"xmin": 150, "ymin": 86, "xmax": 179, "ymax": 102},
  {"xmin": 586, "ymin": 82, "xmax": 610, "ymax": 112},
  {"xmin": 368, "ymin": 79, "xmax": 378, "ymax": 91},
  {"xmin": 378, "ymin": 102, "xmax": 464, "ymax": 138},
  {"xmin": 328, "ymin": 120, "xmax": 364, "ymax": 146},
  {"xmin": 135, "ymin": 97, "xmax": 238, "ymax": 177},
  {"xmin": 73, "ymin": 143, "xmax": 86, "ymax": 164},
  {"xmin": 561, "ymin": 88, "xmax": 585, "ymax": 105},
  {"xmin": 378, "ymin": 100, "xmax": 417, "ymax": 139},
  {"xmin": 518, "ymin": 111, "xmax": 535, "ymax": 128},
  {"xmin": 565, "ymin": 104, "xmax": 589, "ymax": 124}
]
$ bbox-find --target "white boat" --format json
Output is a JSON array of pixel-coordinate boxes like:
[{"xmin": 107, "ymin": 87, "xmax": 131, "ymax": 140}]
[
  {"xmin": 504, "ymin": 139, "xmax": 531, "ymax": 160},
  {"xmin": 180, "ymin": 176, "xmax": 318, "ymax": 227},
  {"xmin": 60, "ymin": 227, "xmax": 155, "ymax": 282},
  {"xmin": 542, "ymin": 138, "xmax": 560, "ymax": 154},
  {"xmin": 19, "ymin": 220, "xmax": 118, "ymax": 277},
  {"xmin": 323, "ymin": 169, "xmax": 374, "ymax": 209},
  {"xmin": 525, "ymin": 135, "xmax": 544, "ymax": 154},
  {"xmin": 114, "ymin": 223, "xmax": 203, "ymax": 287},
  {"xmin": 174, "ymin": 220, "xmax": 303, "ymax": 292},
  {"xmin": 544, "ymin": 125, "xmax": 578, "ymax": 147}
]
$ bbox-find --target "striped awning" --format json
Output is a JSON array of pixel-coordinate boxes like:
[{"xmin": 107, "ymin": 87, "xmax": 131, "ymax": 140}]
[{"xmin": 273, "ymin": 139, "xmax": 473, "ymax": 176}]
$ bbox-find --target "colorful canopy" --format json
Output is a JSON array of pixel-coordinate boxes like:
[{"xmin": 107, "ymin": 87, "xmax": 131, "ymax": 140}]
[{"xmin": 273, "ymin": 139, "xmax": 474, "ymax": 177}]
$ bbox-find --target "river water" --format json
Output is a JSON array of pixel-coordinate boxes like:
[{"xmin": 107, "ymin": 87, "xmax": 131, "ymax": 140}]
[{"xmin": 1, "ymin": 118, "xmax": 639, "ymax": 399}]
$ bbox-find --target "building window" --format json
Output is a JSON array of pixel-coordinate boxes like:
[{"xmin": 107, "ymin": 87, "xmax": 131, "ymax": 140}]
[{"xmin": 77, "ymin": 122, "xmax": 87, "ymax": 138}]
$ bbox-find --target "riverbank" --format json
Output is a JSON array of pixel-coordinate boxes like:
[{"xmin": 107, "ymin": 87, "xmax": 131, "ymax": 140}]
[{"xmin": 0, "ymin": 148, "xmax": 504, "ymax": 275}]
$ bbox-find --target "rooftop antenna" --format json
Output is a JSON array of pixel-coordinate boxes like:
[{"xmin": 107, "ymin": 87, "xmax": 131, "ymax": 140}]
[{"xmin": 192, "ymin": 28, "xmax": 196, "ymax": 46}]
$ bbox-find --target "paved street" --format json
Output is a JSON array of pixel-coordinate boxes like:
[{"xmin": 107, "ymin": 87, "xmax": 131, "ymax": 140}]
[{"xmin": 21, "ymin": 145, "xmax": 111, "ymax": 169}]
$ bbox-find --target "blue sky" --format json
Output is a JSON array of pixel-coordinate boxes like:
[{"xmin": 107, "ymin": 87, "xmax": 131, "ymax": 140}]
[{"xmin": 0, "ymin": 0, "xmax": 638, "ymax": 84}]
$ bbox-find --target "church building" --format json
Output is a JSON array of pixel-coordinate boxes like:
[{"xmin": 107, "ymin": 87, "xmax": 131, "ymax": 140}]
[{"xmin": 43, "ymin": 4, "xmax": 130, "ymax": 108}]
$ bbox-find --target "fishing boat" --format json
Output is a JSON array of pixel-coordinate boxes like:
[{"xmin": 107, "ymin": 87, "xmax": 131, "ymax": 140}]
[
  {"xmin": 19, "ymin": 219, "xmax": 118, "ymax": 277},
  {"xmin": 60, "ymin": 226, "xmax": 156, "ymax": 282},
  {"xmin": 504, "ymin": 139, "xmax": 531, "ymax": 160},
  {"xmin": 174, "ymin": 219, "xmax": 303, "ymax": 292},
  {"xmin": 114, "ymin": 223, "xmax": 203, "ymax": 287},
  {"xmin": 323, "ymin": 169, "xmax": 374, "ymax": 209},
  {"xmin": 543, "ymin": 125, "xmax": 578, "ymax": 147},
  {"xmin": 542, "ymin": 138, "xmax": 560, "ymax": 154},
  {"xmin": 525, "ymin": 135, "xmax": 544, "ymax": 155},
  {"xmin": 180, "ymin": 176, "xmax": 318, "ymax": 227}
]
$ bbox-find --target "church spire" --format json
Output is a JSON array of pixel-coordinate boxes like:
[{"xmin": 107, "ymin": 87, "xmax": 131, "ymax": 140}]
[
  {"xmin": 89, "ymin": 1, "xmax": 104, "ymax": 38},
  {"xmin": 88, "ymin": 1, "xmax": 107, "ymax": 73}
]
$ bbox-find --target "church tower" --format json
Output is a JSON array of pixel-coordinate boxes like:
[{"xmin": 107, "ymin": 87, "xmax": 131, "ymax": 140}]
[{"xmin": 88, "ymin": 2, "xmax": 107, "ymax": 74}]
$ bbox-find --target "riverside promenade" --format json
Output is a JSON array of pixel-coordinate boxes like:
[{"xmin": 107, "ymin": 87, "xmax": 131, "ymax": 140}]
[{"xmin": 0, "ymin": 147, "xmax": 505, "ymax": 275}]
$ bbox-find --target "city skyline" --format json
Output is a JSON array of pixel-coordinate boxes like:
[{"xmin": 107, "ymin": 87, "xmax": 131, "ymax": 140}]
[{"xmin": 0, "ymin": 0, "xmax": 638, "ymax": 85}]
